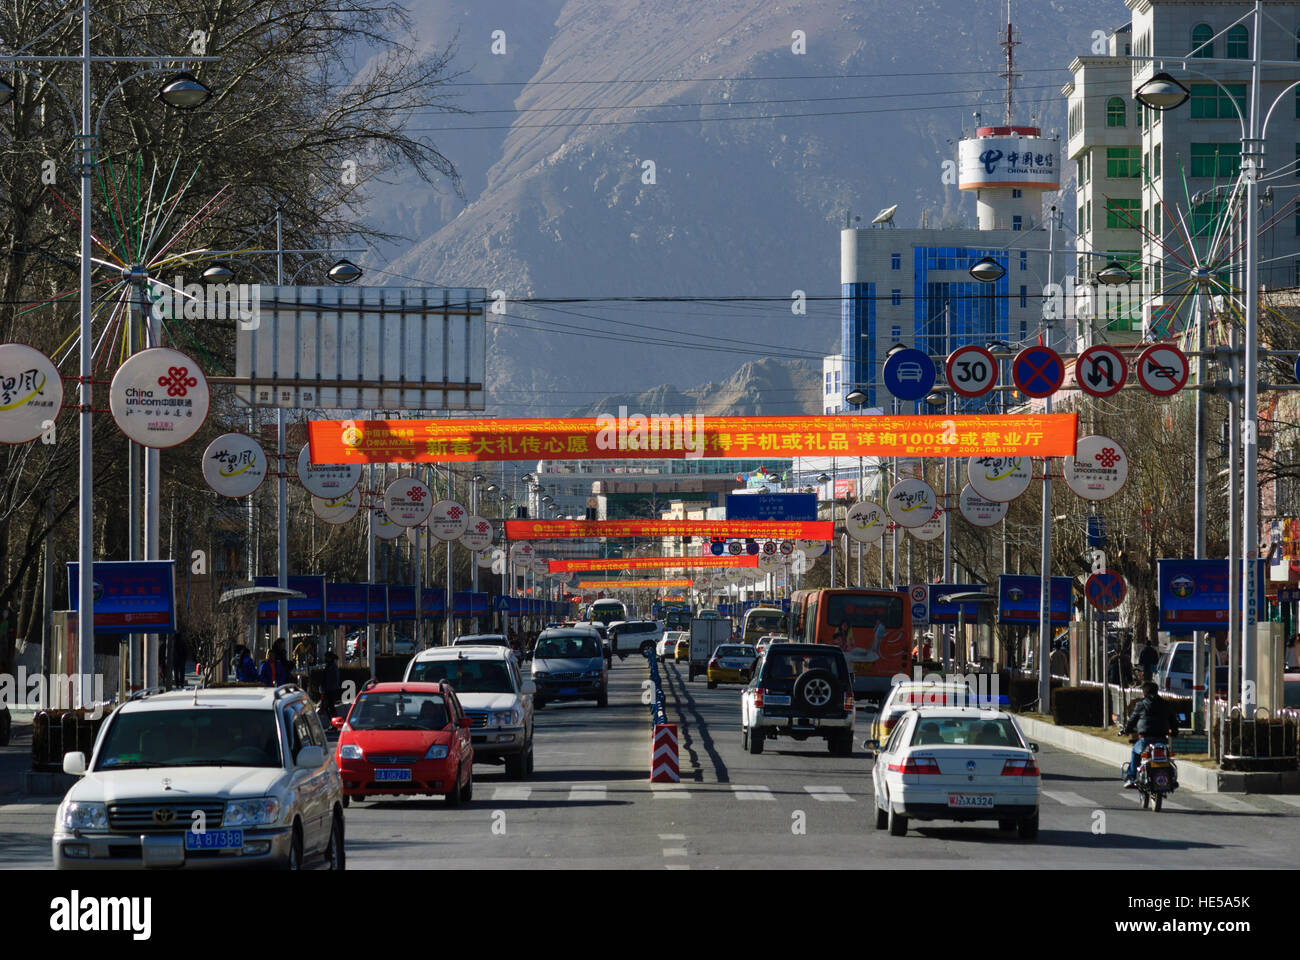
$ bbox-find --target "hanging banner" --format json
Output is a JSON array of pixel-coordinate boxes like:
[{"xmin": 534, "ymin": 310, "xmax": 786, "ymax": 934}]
[
  {"xmin": 297, "ymin": 444, "xmax": 361, "ymax": 498},
  {"xmin": 549, "ymin": 555, "xmax": 759, "ymax": 573},
  {"xmin": 306, "ymin": 413, "xmax": 1079, "ymax": 464},
  {"xmin": 202, "ymin": 433, "xmax": 268, "ymax": 498},
  {"xmin": 0, "ymin": 344, "xmax": 63, "ymax": 444},
  {"xmin": 383, "ymin": 478, "xmax": 434, "ymax": 527},
  {"xmin": 576, "ymin": 579, "xmax": 695, "ymax": 589},
  {"xmin": 459, "ymin": 515, "xmax": 495, "ymax": 552},
  {"xmin": 109, "ymin": 347, "xmax": 209, "ymax": 447},
  {"xmin": 311, "ymin": 488, "xmax": 361, "ymax": 524},
  {"xmin": 505, "ymin": 519, "xmax": 832, "ymax": 540}
]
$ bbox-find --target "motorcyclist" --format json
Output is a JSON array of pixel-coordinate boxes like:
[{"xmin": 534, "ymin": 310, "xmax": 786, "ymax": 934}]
[{"xmin": 1121, "ymin": 681, "xmax": 1179, "ymax": 788}]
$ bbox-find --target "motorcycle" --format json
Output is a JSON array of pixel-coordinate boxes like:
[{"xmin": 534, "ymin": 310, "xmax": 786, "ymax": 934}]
[{"xmin": 1123, "ymin": 739, "xmax": 1178, "ymax": 811}]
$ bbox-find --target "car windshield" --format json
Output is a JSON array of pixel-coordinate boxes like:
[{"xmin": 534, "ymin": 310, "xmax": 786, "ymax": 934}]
[
  {"xmin": 407, "ymin": 659, "xmax": 514, "ymax": 693},
  {"xmin": 909, "ymin": 717, "xmax": 1023, "ymax": 747},
  {"xmin": 825, "ymin": 593, "xmax": 904, "ymax": 628},
  {"xmin": 762, "ymin": 650, "xmax": 846, "ymax": 682},
  {"xmin": 715, "ymin": 646, "xmax": 754, "ymax": 658},
  {"xmin": 891, "ymin": 685, "xmax": 973, "ymax": 708},
  {"xmin": 746, "ymin": 614, "xmax": 785, "ymax": 634},
  {"xmin": 348, "ymin": 692, "xmax": 449, "ymax": 731},
  {"xmin": 535, "ymin": 635, "xmax": 601, "ymax": 659},
  {"xmin": 456, "ymin": 636, "xmax": 507, "ymax": 646},
  {"xmin": 95, "ymin": 709, "xmax": 281, "ymax": 770}
]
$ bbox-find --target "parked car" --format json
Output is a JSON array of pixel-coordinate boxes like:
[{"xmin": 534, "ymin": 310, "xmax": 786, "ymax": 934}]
[
  {"xmin": 333, "ymin": 681, "xmax": 474, "ymax": 805},
  {"xmin": 866, "ymin": 707, "xmax": 1040, "ymax": 840},
  {"xmin": 54, "ymin": 685, "xmax": 344, "ymax": 869},
  {"xmin": 707, "ymin": 644, "xmax": 757, "ymax": 688},
  {"xmin": 404, "ymin": 645, "xmax": 534, "ymax": 778},
  {"xmin": 530, "ymin": 628, "xmax": 608, "ymax": 708},
  {"xmin": 740, "ymin": 643, "xmax": 855, "ymax": 756}
]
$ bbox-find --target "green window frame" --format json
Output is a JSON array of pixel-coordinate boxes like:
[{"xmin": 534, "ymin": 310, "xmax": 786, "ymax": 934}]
[
  {"xmin": 1191, "ymin": 23, "xmax": 1214, "ymax": 58},
  {"xmin": 1189, "ymin": 83, "xmax": 1245, "ymax": 119},
  {"xmin": 1189, "ymin": 143, "xmax": 1241, "ymax": 178},
  {"xmin": 1226, "ymin": 25, "xmax": 1248, "ymax": 59},
  {"xmin": 1105, "ymin": 198, "xmax": 1140, "ymax": 229},
  {"xmin": 1106, "ymin": 96, "xmax": 1127, "ymax": 127},
  {"xmin": 1106, "ymin": 146, "xmax": 1140, "ymax": 178}
]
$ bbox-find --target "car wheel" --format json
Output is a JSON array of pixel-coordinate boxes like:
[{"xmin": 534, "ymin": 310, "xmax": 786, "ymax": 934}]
[
  {"xmin": 534, "ymin": 697, "xmax": 546, "ymax": 710},
  {"xmin": 707, "ymin": 680, "xmax": 717, "ymax": 689},
  {"xmin": 1141, "ymin": 790, "xmax": 1150, "ymax": 810},
  {"xmin": 459, "ymin": 764, "xmax": 473, "ymax": 803},
  {"xmin": 596, "ymin": 689, "xmax": 608, "ymax": 708},
  {"xmin": 1153, "ymin": 793, "xmax": 1163, "ymax": 813},
  {"xmin": 446, "ymin": 764, "xmax": 463, "ymax": 807},
  {"xmin": 526, "ymin": 742, "xmax": 535, "ymax": 774},
  {"xmin": 741, "ymin": 725, "xmax": 749, "ymax": 751},
  {"xmin": 828, "ymin": 730, "xmax": 852, "ymax": 757},
  {"xmin": 998, "ymin": 819, "xmax": 1016, "ymax": 832},
  {"xmin": 874, "ymin": 801, "xmax": 889, "ymax": 831},
  {"xmin": 283, "ymin": 824, "xmax": 304, "ymax": 869},
  {"xmin": 688, "ymin": 665, "xmax": 696, "ymax": 681},
  {"xmin": 748, "ymin": 725, "xmax": 764, "ymax": 755},
  {"xmin": 325, "ymin": 813, "xmax": 346, "ymax": 870},
  {"xmin": 342, "ymin": 794, "xmax": 350, "ymax": 808},
  {"xmin": 887, "ymin": 802, "xmax": 908, "ymax": 837},
  {"xmin": 505, "ymin": 751, "xmax": 526, "ymax": 779},
  {"xmin": 1017, "ymin": 812, "xmax": 1039, "ymax": 840}
]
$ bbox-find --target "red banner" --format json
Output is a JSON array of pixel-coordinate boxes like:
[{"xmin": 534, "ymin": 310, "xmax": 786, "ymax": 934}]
[
  {"xmin": 548, "ymin": 555, "xmax": 757, "ymax": 573},
  {"xmin": 307, "ymin": 413, "xmax": 1078, "ymax": 463},
  {"xmin": 506, "ymin": 519, "xmax": 832, "ymax": 540},
  {"xmin": 575, "ymin": 579, "xmax": 694, "ymax": 590}
]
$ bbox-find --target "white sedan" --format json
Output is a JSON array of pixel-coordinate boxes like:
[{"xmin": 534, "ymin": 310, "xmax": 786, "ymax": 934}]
[
  {"xmin": 657, "ymin": 631, "xmax": 686, "ymax": 661},
  {"xmin": 867, "ymin": 707, "xmax": 1040, "ymax": 840}
]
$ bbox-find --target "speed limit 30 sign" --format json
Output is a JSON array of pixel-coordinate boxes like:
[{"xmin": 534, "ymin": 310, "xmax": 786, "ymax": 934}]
[{"xmin": 945, "ymin": 344, "xmax": 998, "ymax": 399}]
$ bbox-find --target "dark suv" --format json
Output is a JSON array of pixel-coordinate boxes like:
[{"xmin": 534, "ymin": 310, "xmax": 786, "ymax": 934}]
[{"xmin": 740, "ymin": 643, "xmax": 855, "ymax": 756}]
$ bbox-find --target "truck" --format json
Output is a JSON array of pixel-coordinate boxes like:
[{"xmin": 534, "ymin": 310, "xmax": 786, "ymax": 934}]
[{"xmin": 688, "ymin": 618, "xmax": 733, "ymax": 681}]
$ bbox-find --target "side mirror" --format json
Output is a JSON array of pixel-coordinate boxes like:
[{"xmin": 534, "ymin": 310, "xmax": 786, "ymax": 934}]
[
  {"xmin": 864, "ymin": 739, "xmax": 881, "ymax": 752},
  {"xmin": 63, "ymin": 751, "xmax": 87, "ymax": 776},
  {"xmin": 1029, "ymin": 742, "xmax": 1039, "ymax": 753},
  {"xmin": 521, "ymin": 680, "xmax": 537, "ymax": 695},
  {"xmin": 459, "ymin": 717, "xmax": 473, "ymax": 729},
  {"xmin": 330, "ymin": 716, "xmax": 345, "ymax": 730},
  {"xmin": 296, "ymin": 745, "xmax": 325, "ymax": 769}
]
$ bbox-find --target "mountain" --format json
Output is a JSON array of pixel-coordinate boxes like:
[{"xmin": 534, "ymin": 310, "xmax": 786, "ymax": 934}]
[
  {"xmin": 356, "ymin": 0, "xmax": 1130, "ymax": 415},
  {"xmin": 565, "ymin": 357, "xmax": 821, "ymax": 417}
]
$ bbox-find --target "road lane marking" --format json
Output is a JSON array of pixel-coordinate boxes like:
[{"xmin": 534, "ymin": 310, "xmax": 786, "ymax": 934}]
[
  {"xmin": 1117, "ymin": 791, "xmax": 1189, "ymax": 810},
  {"xmin": 651, "ymin": 784, "xmax": 691, "ymax": 799},
  {"xmin": 733, "ymin": 785, "xmax": 775, "ymax": 801},
  {"xmin": 662, "ymin": 848, "xmax": 688, "ymax": 856},
  {"xmin": 659, "ymin": 834, "xmax": 686, "ymax": 840},
  {"xmin": 1042, "ymin": 790, "xmax": 1093, "ymax": 807},
  {"xmin": 491, "ymin": 786, "xmax": 532, "ymax": 802},
  {"xmin": 568, "ymin": 785, "xmax": 606, "ymax": 802},
  {"xmin": 1198, "ymin": 793, "xmax": 1260, "ymax": 813},
  {"xmin": 665, "ymin": 864, "xmax": 690, "ymax": 870},
  {"xmin": 804, "ymin": 785, "xmax": 853, "ymax": 802}
]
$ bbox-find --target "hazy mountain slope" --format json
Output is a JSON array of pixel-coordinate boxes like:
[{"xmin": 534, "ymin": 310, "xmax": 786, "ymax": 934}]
[{"xmin": 566, "ymin": 358, "xmax": 821, "ymax": 417}]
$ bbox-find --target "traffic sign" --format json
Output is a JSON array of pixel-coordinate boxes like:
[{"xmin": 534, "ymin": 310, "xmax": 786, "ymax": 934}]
[
  {"xmin": 710, "ymin": 540, "xmax": 725, "ymax": 556},
  {"xmin": 727, "ymin": 541, "xmax": 742, "ymax": 556},
  {"xmin": 945, "ymin": 345, "xmax": 998, "ymax": 399},
  {"xmin": 1136, "ymin": 344, "xmax": 1188, "ymax": 396},
  {"xmin": 1012, "ymin": 345, "xmax": 1065, "ymax": 398},
  {"xmin": 1086, "ymin": 571, "xmax": 1127, "ymax": 611},
  {"xmin": 762, "ymin": 539, "xmax": 778, "ymax": 556},
  {"xmin": 1075, "ymin": 344, "xmax": 1127, "ymax": 398},
  {"xmin": 779, "ymin": 540, "xmax": 794, "ymax": 555},
  {"xmin": 910, "ymin": 584, "xmax": 930, "ymax": 626},
  {"xmin": 883, "ymin": 348, "xmax": 936, "ymax": 402}
]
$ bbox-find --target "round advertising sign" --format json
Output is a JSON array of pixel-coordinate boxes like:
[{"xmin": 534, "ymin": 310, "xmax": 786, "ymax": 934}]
[
  {"xmin": 1063, "ymin": 434, "xmax": 1129, "ymax": 500},
  {"xmin": 0, "ymin": 344, "xmax": 62, "ymax": 444},
  {"xmin": 311, "ymin": 488, "xmax": 360, "ymax": 524},
  {"xmin": 109, "ymin": 347, "xmax": 209, "ymax": 447},
  {"xmin": 909, "ymin": 509, "xmax": 944, "ymax": 541},
  {"xmin": 959, "ymin": 484, "xmax": 1008, "ymax": 527},
  {"xmin": 297, "ymin": 444, "xmax": 361, "ymax": 498},
  {"xmin": 383, "ymin": 478, "xmax": 433, "ymax": 527},
  {"xmin": 201, "ymin": 433, "xmax": 267, "ymax": 498},
  {"xmin": 792, "ymin": 550, "xmax": 815, "ymax": 575},
  {"xmin": 372, "ymin": 507, "xmax": 402, "ymax": 540},
  {"xmin": 886, "ymin": 478, "xmax": 937, "ymax": 529},
  {"xmin": 796, "ymin": 539, "xmax": 827, "ymax": 558},
  {"xmin": 759, "ymin": 552, "xmax": 782, "ymax": 571},
  {"xmin": 966, "ymin": 455, "xmax": 1033, "ymax": 502},
  {"xmin": 428, "ymin": 500, "xmax": 469, "ymax": 540},
  {"xmin": 405, "ymin": 525, "xmax": 428, "ymax": 547},
  {"xmin": 845, "ymin": 500, "xmax": 887, "ymax": 544},
  {"xmin": 459, "ymin": 515, "xmax": 495, "ymax": 552},
  {"xmin": 476, "ymin": 549, "xmax": 496, "ymax": 569},
  {"xmin": 514, "ymin": 541, "xmax": 535, "ymax": 558}
]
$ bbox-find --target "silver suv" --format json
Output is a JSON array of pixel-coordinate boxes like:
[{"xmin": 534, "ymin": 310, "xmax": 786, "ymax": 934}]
[{"xmin": 54, "ymin": 684, "xmax": 344, "ymax": 870}]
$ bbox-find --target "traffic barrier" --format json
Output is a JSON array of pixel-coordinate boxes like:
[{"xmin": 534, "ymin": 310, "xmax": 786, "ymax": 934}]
[{"xmin": 651, "ymin": 723, "xmax": 679, "ymax": 782}]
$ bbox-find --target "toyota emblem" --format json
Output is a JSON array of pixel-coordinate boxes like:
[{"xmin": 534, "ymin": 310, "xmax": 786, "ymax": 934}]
[{"xmin": 152, "ymin": 807, "xmax": 175, "ymax": 825}]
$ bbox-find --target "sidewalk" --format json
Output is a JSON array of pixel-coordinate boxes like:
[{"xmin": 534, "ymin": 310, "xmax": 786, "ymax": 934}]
[{"xmin": 1016, "ymin": 714, "xmax": 1300, "ymax": 794}]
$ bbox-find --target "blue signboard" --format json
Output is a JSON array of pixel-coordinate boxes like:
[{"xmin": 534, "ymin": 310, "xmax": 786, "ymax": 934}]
[
  {"xmin": 325, "ymin": 582, "xmax": 369, "ymax": 625},
  {"xmin": 929, "ymin": 584, "xmax": 989, "ymax": 624},
  {"xmin": 367, "ymin": 584, "xmax": 388, "ymax": 624},
  {"xmin": 882, "ymin": 348, "xmax": 936, "ymax": 402},
  {"xmin": 453, "ymin": 592, "xmax": 489, "ymax": 616},
  {"xmin": 725, "ymin": 493, "xmax": 816, "ymax": 522},
  {"xmin": 67, "ymin": 561, "xmax": 176, "ymax": 635},
  {"xmin": 1158, "ymin": 559, "xmax": 1266, "ymax": 632},
  {"xmin": 997, "ymin": 575, "xmax": 1073, "ymax": 625},
  {"xmin": 1087, "ymin": 516, "xmax": 1107, "ymax": 548},
  {"xmin": 255, "ymin": 575, "xmax": 325, "ymax": 624},
  {"xmin": 388, "ymin": 585, "xmax": 415, "ymax": 620}
]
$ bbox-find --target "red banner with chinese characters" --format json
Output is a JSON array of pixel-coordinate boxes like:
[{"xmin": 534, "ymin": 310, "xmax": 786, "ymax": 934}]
[
  {"xmin": 548, "ymin": 555, "xmax": 758, "ymax": 573},
  {"xmin": 306, "ymin": 414, "xmax": 1078, "ymax": 463},
  {"xmin": 506, "ymin": 519, "xmax": 832, "ymax": 540},
  {"xmin": 575, "ymin": 579, "xmax": 694, "ymax": 590}
]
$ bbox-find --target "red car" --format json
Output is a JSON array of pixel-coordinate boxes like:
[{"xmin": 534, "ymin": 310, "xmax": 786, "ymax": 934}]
[{"xmin": 332, "ymin": 681, "xmax": 474, "ymax": 805}]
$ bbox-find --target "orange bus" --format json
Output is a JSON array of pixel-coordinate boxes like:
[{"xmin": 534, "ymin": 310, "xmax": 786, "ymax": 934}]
[{"xmin": 800, "ymin": 588, "xmax": 911, "ymax": 702}]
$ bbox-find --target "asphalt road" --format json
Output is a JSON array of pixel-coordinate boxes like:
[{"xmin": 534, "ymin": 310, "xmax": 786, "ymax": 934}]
[{"xmin": 3, "ymin": 659, "xmax": 1300, "ymax": 868}]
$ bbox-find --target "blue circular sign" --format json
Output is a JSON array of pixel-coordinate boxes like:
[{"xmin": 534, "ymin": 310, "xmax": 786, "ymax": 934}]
[
  {"xmin": 745, "ymin": 539, "xmax": 760, "ymax": 556},
  {"xmin": 710, "ymin": 540, "xmax": 725, "ymax": 556},
  {"xmin": 912, "ymin": 602, "xmax": 927, "ymax": 621},
  {"xmin": 1012, "ymin": 345, "xmax": 1065, "ymax": 398},
  {"xmin": 882, "ymin": 348, "xmax": 937, "ymax": 402}
]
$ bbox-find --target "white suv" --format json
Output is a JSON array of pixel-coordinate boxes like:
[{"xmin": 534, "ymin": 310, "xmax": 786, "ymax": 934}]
[
  {"xmin": 54, "ymin": 684, "xmax": 344, "ymax": 870},
  {"xmin": 404, "ymin": 645, "xmax": 535, "ymax": 778},
  {"xmin": 608, "ymin": 620, "xmax": 664, "ymax": 659}
]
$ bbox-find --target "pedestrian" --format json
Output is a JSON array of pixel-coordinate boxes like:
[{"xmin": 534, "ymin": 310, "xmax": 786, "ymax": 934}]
[
  {"xmin": 1120, "ymin": 636, "xmax": 1134, "ymax": 686},
  {"xmin": 321, "ymin": 651, "xmax": 341, "ymax": 720},
  {"xmin": 234, "ymin": 644, "xmax": 260, "ymax": 683},
  {"xmin": 292, "ymin": 636, "xmax": 313, "ymax": 670},
  {"xmin": 1138, "ymin": 638, "xmax": 1160, "ymax": 682},
  {"xmin": 259, "ymin": 637, "xmax": 293, "ymax": 687}
]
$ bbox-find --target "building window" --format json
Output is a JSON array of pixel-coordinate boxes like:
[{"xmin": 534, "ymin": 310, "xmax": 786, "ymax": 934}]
[
  {"xmin": 1106, "ymin": 96, "xmax": 1126, "ymax": 127},
  {"xmin": 1079, "ymin": 205, "xmax": 1086, "ymax": 233},
  {"xmin": 1190, "ymin": 83, "xmax": 1245, "ymax": 119},
  {"xmin": 1012, "ymin": 189, "xmax": 1022, "ymax": 198},
  {"xmin": 890, "ymin": 325, "xmax": 901, "ymax": 340},
  {"xmin": 1106, "ymin": 146, "xmax": 1140, "ymax": 178},
  {"xmin": 1019, "ymin": 321, "xmax": 1028, "ymax": 340},
  {"xmin": 1153, "ymin": 144, "xmax": 1161, "ymax": 176},
  {"xmin": 825, "ymin": 372, "xmax": 832, "ymax": 393},
  {"xmin": 1226, "ymin": 24, "xmax": 1248, "ymax": 59},
  {"xmin": 1012, "ymin": 215, "xmax": 1023, "ymax": 231},
  {"xmin": 1191, "ymin": 23, "xmax": 1214, "ymax": 58},
  {"xmin": 1190, "ymin": 142, "xmax": 1241, "ymax": 178},
  {"xmin": 1019, "ymin": 250, "xmax": 1027, "ymax": 271},
  {"xmin": 891, "ymin": 253, "xmax": 901, "ymax": 269},
  {"xmin": 1086, "ymin": 200, "xmax": 1092, "ymax": 231},
  {"xmin": 1019, "ymin": 285, "xmax": 1028, "ymax": 308},
  {"xmin": 891, "ymin": 289, "xmax": 901, "ymax": 306},
  {"xmin": 1106, "ymin": 198, "xmax": 1140, "ymax": 229}
]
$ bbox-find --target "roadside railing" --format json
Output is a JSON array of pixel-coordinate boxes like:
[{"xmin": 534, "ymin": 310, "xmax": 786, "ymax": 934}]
[{"xmin": 1215, "ymin": 703, "xmax": 1299, "ymax": 769}]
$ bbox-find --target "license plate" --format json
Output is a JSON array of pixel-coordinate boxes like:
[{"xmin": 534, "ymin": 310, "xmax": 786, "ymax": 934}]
[
  {"xmin": 792, "ymin": 718, "xmax": 816, "ymax": 729},
  {"xmin": 185, "ymin": 829, "xmax": 243, "ymax": 851},
  {"xmin": 947, "ymin": 794, "xmax": 995, "ymax": 808},
  {"xmin": 765, "ymin": 693, "xmax": 791, "ymax": 706},
  {"xmin": 1154, "ymin": 774, "xmax": 1170, "ymax": 788},
  {"xmin": 375, "ymin": 768, "xmax": 412, "ymax": 781},
  {"xmin": 559, "ymin": 687, "xmax": 578, "ymax": 695}
]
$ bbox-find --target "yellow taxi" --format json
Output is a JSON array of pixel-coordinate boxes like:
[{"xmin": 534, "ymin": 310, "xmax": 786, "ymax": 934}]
[
  {"xmin": 674, "ymin": 637, "xmax": 690, "ymax": 662},
  {"xmin": 706, "ymin": 643, "xmax": 758, "ymax": 689}
]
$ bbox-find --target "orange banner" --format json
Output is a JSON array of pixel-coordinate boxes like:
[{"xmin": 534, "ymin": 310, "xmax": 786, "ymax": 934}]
[
  {"xmin": 306, "ymin": 414, "xmax": 1078, "ymax": 463},
  {"xmin": 506, "ymin": 519, "xmax": 832, "ymax": 540},
  {"xmin": 576, "ymin": 579, "xmax": 694, "ymax": 590},
  {"xmin": 549, "ymin": 555, "xmax": 758, "ymax": 573}
]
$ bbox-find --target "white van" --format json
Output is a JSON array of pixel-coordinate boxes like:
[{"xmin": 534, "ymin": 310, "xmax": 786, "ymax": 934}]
[{"xmin": 607, "ymin": 620, "xmax": 664, "ymax": 659}]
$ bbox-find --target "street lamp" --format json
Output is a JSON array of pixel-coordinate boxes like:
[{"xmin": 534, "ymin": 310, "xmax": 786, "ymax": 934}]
[
  {"xmin": 1133, "ymin": 71, "xmax": 1190, "ymax": 111},
  {"xmin": 326, "ymin": 259, "xmax": 363, "ymax": 284},
  {"xmin": 969, "ymin": 256, "xmax": 1007, "ymax": 284},
  {"xmin": 156, "ymin": 71, "xmax": 213, "ymax": 109}
]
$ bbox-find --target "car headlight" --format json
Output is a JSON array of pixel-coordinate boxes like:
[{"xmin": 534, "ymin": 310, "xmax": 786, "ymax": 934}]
[
  {"xmin": 59, "ymin": 800, "xmax": 108, "ymax": 832},
  {"xmin": 533, "ymin": 670, "xmax": 549, "ymax": 678},
  {"xmin": 491, "ymin": 709, "xmax": 520, "ymax": 727},
  {"xmin": 584, "ymin": 668, "xmax": 602, "ymax": 678},
  {"xmin": 339, "ymin": 743, "xmax": 365, "ymax": 761},
  {"xmin": 223, "ymin": 797, "xmax": 281, "ymax": 827},
  {"xmin": 425, "ymin": 744, "xmax": 450, "ymax": 760}
]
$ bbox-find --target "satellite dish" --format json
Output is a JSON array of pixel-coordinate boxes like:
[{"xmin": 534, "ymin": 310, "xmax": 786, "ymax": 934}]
[{"xmin": 872, "ymin": 204, "xmax": 898, "ymax": 228}]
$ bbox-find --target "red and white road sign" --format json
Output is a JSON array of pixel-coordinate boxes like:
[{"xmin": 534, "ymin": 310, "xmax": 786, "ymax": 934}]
[
  {"xmin": 945, "ymin": 344, "xmax": 998, "ymax": 398},
  {"xmin": 1075, "ymin": 344, "xmax": 1128, "ymax": 398},
  {"xmin": 651, "ymin": 723, "xmax": 679, "ymax": 783},
  {"xmin": 1136, "ymin": 343, "xmax": 1188, "ymax": 396}
]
